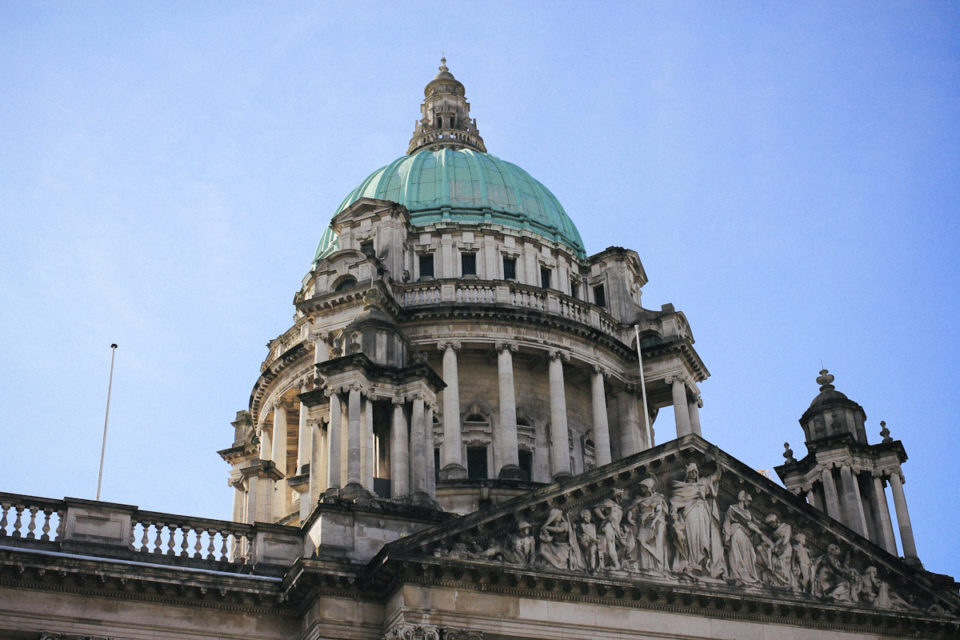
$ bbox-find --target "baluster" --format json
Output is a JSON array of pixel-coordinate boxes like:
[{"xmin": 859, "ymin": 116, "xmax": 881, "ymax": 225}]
[
  {"xmin": 166, "ymin": 523, "xmax": 177, "ymax": 556},
  {"xmin": 26, "ymin": 505, "xmax": 39, "ymax": 539},
  {"xmin": 152, "ymin": 522, "xmax": 163, "ymax": 553},
  {"xmin": 0, "ymin": 502, "xmax": 9, "ymax": 536},
  {"xmin": 12, "ymin": 504, "xmax": 24, "ymax": 538},
  {"xmin": 220, "ymin": 530, "xmax": 231, "ymax": 562},
  {"xmin": 204, "ymin": 528, "xmax": 215, "ymax": 559},
  {"xmin": 139, "ymin": 520, "xmax": 150, "ymax": 552},
  {"xmin": 40, "ymin": 507, "xmax": 53, "ymax": 542},
  {"xmin": 55, "ymin": 509, "xmax": 65, "ymax": 540},
  {"xmin": 180, "ymin": 524, "xmax": 191, "ymax": 557},
  {"xmin": 194, "ymin": 527, "xmax": 204, "ymax": 559}
]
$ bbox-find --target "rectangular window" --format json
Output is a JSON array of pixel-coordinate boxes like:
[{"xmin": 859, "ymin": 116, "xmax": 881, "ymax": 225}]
[
  {"xmin": 540, "ymin": 266, "xmax": 551, "ymax": 289},
  {"xmin": 570, "ymin": 280, "xmax": 579, "ymax": 299},
  {"xmin": 518, "ymin": 449, "xmax": 532, "ymax": 481},
  {"xmin": 434, "ymin": 449, "xmax": 441, "ymax": 484},
  {"xmin": 503, "ymin": 256, "xmax": 517, "ymax": 280},
  {"xmin": 467, "ymin": 446, "xmax": 488, "ymax": 479},
  {"xmin": 360, "ymin": 240, "xmax": 374, "ymax": 257},
  {"xmin": 419, "ymin": 254, "xmax": 434, "ymax": 279},
  {"xmin": 461, "ymin": 252, "xmax": 477, "ymax": 276},
  {"xmin": 593, "ymin": 284, "xmax": 606, "ymax": 307}
]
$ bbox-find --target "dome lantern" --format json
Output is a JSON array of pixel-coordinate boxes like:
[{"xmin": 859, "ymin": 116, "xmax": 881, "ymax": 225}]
[{"xmin": 408, "ymin": 58, "xmax": 486, "ymax": 154}]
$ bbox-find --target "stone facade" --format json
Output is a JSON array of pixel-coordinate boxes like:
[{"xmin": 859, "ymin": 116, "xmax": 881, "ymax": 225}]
[{"xmin": 1, "ymin": 61, "xmax": 957, "ymax": 639}]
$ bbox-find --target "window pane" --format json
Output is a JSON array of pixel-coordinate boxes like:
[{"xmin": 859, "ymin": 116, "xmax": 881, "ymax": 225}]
[
  {"xmin": 503, "ymin": 257, "xmax": 516, "ymax": 280},
  {"xmin": 419, "ymin": 254, "xmax": 434, "ymax": 278},
  {"xmin": 461, "ymin": 252, "xmax": 477, "ymax": 276}
]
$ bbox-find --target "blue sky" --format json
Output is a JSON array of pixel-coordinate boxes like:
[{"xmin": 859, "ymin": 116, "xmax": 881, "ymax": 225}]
[{"xmin": 2, "ymin": 2, "xmax": 958, "ymax": 578}]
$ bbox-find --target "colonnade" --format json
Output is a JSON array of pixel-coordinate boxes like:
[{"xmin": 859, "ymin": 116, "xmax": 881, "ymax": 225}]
[{"xmin": 811, "ymin": 464, "xmax": 917, "ymax": 561}]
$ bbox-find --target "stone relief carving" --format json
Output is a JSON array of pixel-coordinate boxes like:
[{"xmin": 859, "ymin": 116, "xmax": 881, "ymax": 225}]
[
  {"xmin": 432, "ymin": 459, "xmax": 919, "ymax": 612},
  {"xmin": 383, "ymin": 626, "xmax": 481, "ymax": 640}
]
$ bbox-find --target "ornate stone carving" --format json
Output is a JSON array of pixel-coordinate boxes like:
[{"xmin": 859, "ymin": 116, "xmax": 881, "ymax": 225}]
[
  {"xmin": 383, "ymin": 624, "xmax": 440, "ymax": 640},
  {"xmin": 442, "ymin": 630, "xmax": 483, "ymax": 640},
  {"xmin": 427, "ymin": 456, "xmax": 927, "ymax": 611}
]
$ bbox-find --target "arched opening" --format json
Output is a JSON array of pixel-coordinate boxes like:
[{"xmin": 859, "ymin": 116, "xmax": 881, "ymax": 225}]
[{"xmin": 334, "ymin": 276, "xmax": 357, "ymax": 292}]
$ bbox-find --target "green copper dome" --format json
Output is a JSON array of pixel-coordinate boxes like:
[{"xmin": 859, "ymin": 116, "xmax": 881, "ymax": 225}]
[{"xmin": 333, "ymin": 148, "xmax": 586, "ymax": 257}]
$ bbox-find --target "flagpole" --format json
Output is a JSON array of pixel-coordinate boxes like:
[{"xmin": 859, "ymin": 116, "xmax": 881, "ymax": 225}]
[
  {"xmin": 96, "ymin": 343, "xmax": 118, "ymax": 501},
  {"xmin": 634, "ymin": 325, "xmax": 652, "ymax": 448}
]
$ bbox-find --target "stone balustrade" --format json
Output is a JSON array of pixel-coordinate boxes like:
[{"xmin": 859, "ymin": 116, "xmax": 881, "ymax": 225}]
[
  {"xmin": 0, "ymin": 493, "xmax": 65, "ymax": 542},
  {"xmin": 399, "ymin": 279, "xmax": 619, "ymax": 335},
  {"xmin": 0, "ymin": 492, "xmax": 300, "ymax": 573}
]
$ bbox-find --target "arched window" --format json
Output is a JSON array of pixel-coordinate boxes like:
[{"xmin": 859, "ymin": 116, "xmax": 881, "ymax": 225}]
[{"xmin": 334, "ymin": 276, "xmax": 357, "ymax": 292}]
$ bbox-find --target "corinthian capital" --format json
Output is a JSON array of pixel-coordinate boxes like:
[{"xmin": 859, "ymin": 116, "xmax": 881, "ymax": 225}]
[
  {"xmin": 495, "ymin": 341, "xmax": 517, "ymax": 354},
  {"xmin": 437, "ymin": 340, "xmax": 461, "ymax": 352}
]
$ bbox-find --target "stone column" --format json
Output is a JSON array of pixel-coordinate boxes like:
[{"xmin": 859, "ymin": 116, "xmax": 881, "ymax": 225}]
[
  {"xmin": 327, "ymin": 391, "xmax": 342, "ymax": 489},
  {"xmin": 495, "ymin": 342, "xmax": 521, "ymax": 478},
  {"xmin": 272, "ymin": 401, "xmax": 288, "ymax": 473},
  {"xmin": 872, "ymin": 476, "xmax": 898, "ymax": 555},
  {"xmin": 440, "ymin": 342, "xmax": 466, "ymax": 479},
  {"xmin": 590, "ymin": 368, "xmax": 612, "ymax": 467},
  {"xmin": 346, "ymin": 386, "xmax": 362, "ymax": 486},
  {"xmin": 390, "ymin": 397, "xmax": 409, "ymax": 497},
  {"xmin": 296, "ymin": 393, "xmax": 312, "ymax": 475},
  {"xmin": 410, "ymin": 396, "xmax": 427, "ymax": 493},
  {"xmin": 548, "ymin": 351, "xmax": 571, "ymax": 479},
  {"xmin": 888, "ymin": 471, "xmax": 919, "ymax": 561},
  {"xmin": 308, "ymin": 419, "xmax": 325, "ymax": 508},
  {"xmin": 806, "ymin": 486, "xmax": 823, "ymax": 511},
  {"xmin": 258, "ymin": 422, "xmax": 272, "ymax": 461},
  {"xmin": 617, "ymin": 388, "xmax": 643, "ymax": 457},
  {"xmin": 839, "ymin": 465, "xmax": 869, "ymax": 537},
  {"xmin": 425, "ymin": 404, "xmax": 436, "ymax": 496},
  {"xmin": 821, "ymin": 467, "xmax": 843, "ymax": 521},
  {"xmin": 687, "ymin": 395, "xmax": 702, "ymax": 437},
  {"xmin": 362, "ymin": 396, "xmax": 374, "ymax": 491},
  {"xmin": 669, "ymin": 377, "xmax": 692, "ymax": 438}
]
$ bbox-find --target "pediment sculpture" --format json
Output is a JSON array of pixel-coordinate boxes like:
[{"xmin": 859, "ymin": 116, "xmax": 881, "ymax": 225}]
[{"xmin": 430, "ymin": 457, "xmax": 929, "ymax": 613}]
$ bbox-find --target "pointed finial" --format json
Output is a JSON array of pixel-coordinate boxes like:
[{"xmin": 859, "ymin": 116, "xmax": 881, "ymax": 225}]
[
  {"xmin": 783, "ymin": 442, "xmax": 796, "ymax": 463},
  {"xmin": 816, "ymin": 368, "xmax": 835, "ymax": 391},
  {"xmin": 439, "ymin": 56, "xmax": 448, "ymax": 72},
  {"xmin": 880, "ymin": 420, "xmax": 892, "ymax": 443}
]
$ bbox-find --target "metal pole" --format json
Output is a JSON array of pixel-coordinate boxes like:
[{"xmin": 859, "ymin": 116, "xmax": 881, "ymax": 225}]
[
  {"xmin": 96, "ymin": 343, "xmax": 118, "ymax": 501},
  {"xmin": 634, "ymin": 325, "xmax": 653, "ymax": 448}
]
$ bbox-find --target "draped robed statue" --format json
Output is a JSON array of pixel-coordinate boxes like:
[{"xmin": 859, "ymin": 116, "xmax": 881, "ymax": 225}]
[{"xmin": 670, "ymin": 461, "xmax": 725, "ymax": 579}]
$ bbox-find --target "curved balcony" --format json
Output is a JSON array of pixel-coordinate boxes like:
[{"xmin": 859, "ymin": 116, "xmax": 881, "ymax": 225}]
[{"xmin": 397, "ymin": 279, "xmax": 619, "ymax": 336}]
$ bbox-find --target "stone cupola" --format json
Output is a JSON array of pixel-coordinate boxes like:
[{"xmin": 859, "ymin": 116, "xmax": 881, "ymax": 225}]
[
  {"xmin": 408, "ymin": 58, "xmax": 486, "ymax": 154},
  {"xmin": 799, "ymin": 369, "xmax": 868, "ymax": 444}
]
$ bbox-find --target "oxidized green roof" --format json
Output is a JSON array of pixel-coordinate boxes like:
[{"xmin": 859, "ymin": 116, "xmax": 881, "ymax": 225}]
[{"xmin": 328, "ymin": 148, "xmax": 585, "ymax": 258}]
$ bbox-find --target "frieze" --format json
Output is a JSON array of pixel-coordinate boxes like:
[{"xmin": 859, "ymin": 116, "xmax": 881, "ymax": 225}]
[{"xmin": 430, "ymin": 457, "xmax": 934, "ymax": 614}]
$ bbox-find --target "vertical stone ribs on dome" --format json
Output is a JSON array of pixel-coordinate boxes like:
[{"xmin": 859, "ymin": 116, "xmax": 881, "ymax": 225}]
[{"xmin": 408, "ymin": 58, "xmax": 486, "ymax": 154}]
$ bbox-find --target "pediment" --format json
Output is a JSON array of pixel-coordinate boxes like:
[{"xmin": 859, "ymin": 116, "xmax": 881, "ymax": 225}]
[{"xmin": 378, "ymin": 435, "xmax": 960, "ymax": 621}]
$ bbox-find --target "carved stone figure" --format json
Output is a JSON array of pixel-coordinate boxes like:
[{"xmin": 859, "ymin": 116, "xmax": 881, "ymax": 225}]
[
  {"xmin": 576, "ymin": 509, "xmax": 601, "ymax": 572},
  {"xmin": 503, "ymin": 521, "xmax": 536, "ymax": 566},
  {"xmin": 812, "ymin": 543, "xmax": 860, "ymax": 603},
  {"xmin": 758, "ymin": 513, "xmax": 795, "ymax": 589},
  {"xmin": 670, "ymin": 462, "xmax": 725, "ymax": 578},
  {"xmin": 722, "ymin": 490, "xmax": 764, "ymax": 585},
  {"xmin": 538, "ymin": 508, "xmax": 583, "ymax": 570},
  {"xmin": 791, "ymin": 532, "xmax": 813, "ymax": 593},
  {"xmin": 633, "ymin": 476, "xmax": 669, "ymax": 573},
  {"xmin": 594, "ymin": 489, "xmax": 628, "ymax": 570}
]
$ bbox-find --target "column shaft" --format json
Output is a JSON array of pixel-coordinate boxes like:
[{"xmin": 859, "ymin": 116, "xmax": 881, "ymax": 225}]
[
  {"xmin": 390, "ymin": 401, "xmax": 409, "ymax": 497},
  {"xmin": 308, "ymin": 419, "xmax": 325, "ymax": 505},
  {"xmin": 296, "ymin": 400, "xmax": 312, "ymax": 473},
  {"xmin": 362, "ymin": 397, "xmax": 374, "ymax": 491},
  {"xmin": 687, "ymin": 397, "xmax": 702, "ymax": 437},
  {"xmin": 821, "ymin": 468, "xmax": 843, "ymax": 521},
  {"xmin": 272, "ymin": 405, "xmax": 288, "ymax": 472},
  {"xmin": 548, "ymin": 354, "xmax": 571, "ymax": 478},
  {"xmin": 617, "ymin": 392, "xmax": 643, "ymax": 457},
  {"xmin": 410, "ymin": 398, "xmax": 427, "ymax": 493},
  {"xmin": 590, "ymin": 371, "xmax": 612, "ymax": 466},
  {"xmin": 347, "ymin": 387, "xmax": 362, "ymax": 486},
  {"xmin": 425, "ymin": 405, "xmax": 436, "ymax": 496},
  {"xmin": 839, "ymin": 465, "xmax": 869, "ymax": 537},
  {"xmin": 872, "ymin": 476, "xmax": 898, "ymax": 555},
  {"xmin": 496, "ymin": 346, "xmax": 520, "ymax": 476},
  {"xmin": 441, "ymin": 345, "xmax": 466, "ymax": 478},
  {"xmin": 671, "ymin": 378, "xmax": 692, "ymax": 437},
  {"xmin": 258, "ymin": 423, "xmax": 272, "ymax": 461},
  {"xmin": 889, "ymin": 472, "xmax": 919, "ymax": 560},
  {"xmin": 327, "ymin": 393, "xmax": 342, "ymax": 488}
]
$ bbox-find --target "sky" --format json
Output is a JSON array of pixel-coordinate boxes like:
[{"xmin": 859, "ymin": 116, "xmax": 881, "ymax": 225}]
[{"xmin": 1, "ymin": 2, "xmax": 958, "ymax": 578}]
